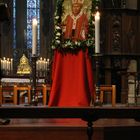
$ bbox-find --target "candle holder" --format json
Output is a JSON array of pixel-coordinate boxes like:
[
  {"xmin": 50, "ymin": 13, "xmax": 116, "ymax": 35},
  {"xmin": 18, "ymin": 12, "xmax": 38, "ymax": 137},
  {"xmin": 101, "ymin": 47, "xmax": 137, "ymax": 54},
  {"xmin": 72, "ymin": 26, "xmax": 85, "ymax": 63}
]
[
  {"xmin": 93, "ymin": 53, "xmax": 102, "ymax": 106},
  {"xmin": 30, "ymin": 55, "xmax": 38, "ymax": 106},
  {"xmin": 45, "ymin": 59, "xmax": 51, "ymax": 84}
]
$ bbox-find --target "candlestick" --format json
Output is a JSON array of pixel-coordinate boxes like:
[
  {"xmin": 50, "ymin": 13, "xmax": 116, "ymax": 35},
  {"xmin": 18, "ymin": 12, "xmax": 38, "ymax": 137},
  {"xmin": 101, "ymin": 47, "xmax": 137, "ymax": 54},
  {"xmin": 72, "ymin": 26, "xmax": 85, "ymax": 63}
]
[
  {"xmin": 95, "ymin": 11, "xmax": 100, "ymax": 53},
  {"xmin": 32, "ymin": 18, "xmax": 37, "ymax": 56},
  {"xmin": 11, "ymin": 58, "xmax": 13, "ymax": 71},
  {"xmin": 93, "ymin": 53, "xmax": 102, "ymax": 107},
  {"xmin": 31, "ymin": 56, "xmax": 38, "ymax": 106}
]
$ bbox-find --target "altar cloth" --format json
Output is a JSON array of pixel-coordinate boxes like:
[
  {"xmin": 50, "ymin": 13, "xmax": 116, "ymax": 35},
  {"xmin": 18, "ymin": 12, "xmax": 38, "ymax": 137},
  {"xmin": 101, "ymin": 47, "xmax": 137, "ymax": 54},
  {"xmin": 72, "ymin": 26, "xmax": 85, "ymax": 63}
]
[{"xmin": 48, "ymin": 49, "xmax": 95, "ymax": 107}]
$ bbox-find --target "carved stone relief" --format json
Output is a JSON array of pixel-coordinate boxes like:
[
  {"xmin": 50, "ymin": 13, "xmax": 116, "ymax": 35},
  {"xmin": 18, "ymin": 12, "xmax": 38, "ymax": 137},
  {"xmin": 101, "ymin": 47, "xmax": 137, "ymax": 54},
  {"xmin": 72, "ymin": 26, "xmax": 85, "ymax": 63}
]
[{"xmin": 112, "ymin": 15, "xmax": 121, "ymax": 52}]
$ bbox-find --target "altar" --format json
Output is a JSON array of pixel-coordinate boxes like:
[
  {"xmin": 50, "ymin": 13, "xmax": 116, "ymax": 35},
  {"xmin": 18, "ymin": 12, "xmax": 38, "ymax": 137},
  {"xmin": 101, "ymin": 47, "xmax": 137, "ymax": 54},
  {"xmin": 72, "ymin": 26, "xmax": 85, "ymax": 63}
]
[
  {"xmin": 0, "ymin": 76, "xmax": 50, "ymax": 105},
  {"xmin": 1, "ymin": 77, "xmax": 45, "ymax": 85}
]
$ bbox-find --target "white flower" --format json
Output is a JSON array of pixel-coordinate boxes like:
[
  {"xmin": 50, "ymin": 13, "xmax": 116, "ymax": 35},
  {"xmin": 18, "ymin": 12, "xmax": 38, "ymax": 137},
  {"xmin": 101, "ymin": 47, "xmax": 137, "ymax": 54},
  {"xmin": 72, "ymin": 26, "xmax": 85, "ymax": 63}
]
[
  {"xmin": 75, "ymin": 41, "xmax": 78, "ymax": 45},
  {"xmin": 55, "ymin": 16, "xmax": 59, "ymax": 19},
  {"xmin": 55, "ymin": 36, "xmax": 59, "ymax": 39},
  {"xmin": 92, "ymin": 21, "xmax": 95, "ymax": 25},
  {"xmin": 56, "ymin": 32, "xmax": 61, "ymax": 36},
  {"xmin": 62, "ymin": 43, "xmax": 67, "ymax": 48},
  {"xmin": 56, "ymin": 40, "xmax": 61, "ymax": 44},
  {"xmin": 55, "ymin": 26, "xmax": 61, "ymax": 30},
  {"xmin": 52, "ymin": 45, "xmax": 55, "ymax": 49}
]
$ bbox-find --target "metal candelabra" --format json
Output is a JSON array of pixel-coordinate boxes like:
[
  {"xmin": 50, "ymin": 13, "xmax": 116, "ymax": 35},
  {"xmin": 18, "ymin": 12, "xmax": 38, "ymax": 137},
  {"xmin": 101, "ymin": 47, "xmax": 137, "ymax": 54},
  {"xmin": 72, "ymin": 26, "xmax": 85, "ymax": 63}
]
[{"xmin": 31, "ymin": 55, "xmax": 38, "ymax": 106}]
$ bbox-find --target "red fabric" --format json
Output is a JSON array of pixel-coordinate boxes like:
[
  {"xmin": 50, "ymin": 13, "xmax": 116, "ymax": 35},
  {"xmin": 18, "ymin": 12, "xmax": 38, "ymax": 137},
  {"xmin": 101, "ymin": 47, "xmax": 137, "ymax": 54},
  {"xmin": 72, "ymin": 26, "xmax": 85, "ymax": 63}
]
[{"xmin": 48, "ymin": 49, "xmax": 95, "ymax": 107}]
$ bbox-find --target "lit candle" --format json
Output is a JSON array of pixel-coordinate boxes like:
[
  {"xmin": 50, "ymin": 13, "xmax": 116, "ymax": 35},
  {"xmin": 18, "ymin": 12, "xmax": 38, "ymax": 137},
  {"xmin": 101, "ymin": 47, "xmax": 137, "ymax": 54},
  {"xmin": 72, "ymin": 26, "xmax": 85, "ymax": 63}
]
[
  {"xmin": 40, "ymin": 57, "xmax": 43, "ymax": 70},
  {"xmin": 0, "ymin": 59, "xmax": 3, "ymax": 70},
  {"xmin": 43, "ymin": 58, "xmax": 46, "ymax": 70},
  {"xmin": 11, "ymin": 58, "xmax": 13, "ymax": 71},
  {"xmin": 3, "ymin": 57, "xmax": 6, "ymax": 70},
  {"xmin": 95, "ymin": 11, "xmax": 100, "ymax": 53},
  {"xmin": 7, "ymin": 58, "xmax": 10, "ymax": 71},
  {"xmin": 32, "ymin": 18, "xmax": 38, "ymax": 56}
]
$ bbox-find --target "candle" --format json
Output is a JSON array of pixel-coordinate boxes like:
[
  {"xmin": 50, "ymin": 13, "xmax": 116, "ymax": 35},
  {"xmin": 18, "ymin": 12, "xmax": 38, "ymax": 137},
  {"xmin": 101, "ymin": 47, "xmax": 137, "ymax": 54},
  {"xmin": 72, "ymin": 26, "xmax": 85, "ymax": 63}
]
[
  {"xmin": 36, "ymin": 61, "xmax": 39, "ymax": 71},
  {"xmin": 32, "ymin": 18, "xmax": 38, "ymax": 56},
  {"xmin": 0, "ymin": 59, "xmax": 3, "ymax": 70},
  {"xmin": 95, "ymin": 11, "xmax": 100, "ymax": 53},
  {"xmin": 43, "ymin": 58, "xmax": 46, "ymax": 70},
  {"xmin": 7, "ymin": 58, "xmax": 9, "ymax": 71},
  {"xmin": 3, "ymin": 57, "xmax": 6, "ymax": 70},
  {"xmin": 11, "ymin": 58, "xmax": 13, "ymax": 71}
]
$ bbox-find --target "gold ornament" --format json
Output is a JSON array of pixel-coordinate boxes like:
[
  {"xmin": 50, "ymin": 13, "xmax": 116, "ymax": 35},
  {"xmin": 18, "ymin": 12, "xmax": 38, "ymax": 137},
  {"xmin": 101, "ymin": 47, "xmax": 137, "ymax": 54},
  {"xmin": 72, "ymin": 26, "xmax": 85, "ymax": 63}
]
[{"xmin": 17, "ymin": 54, "xmax": 31, "ymax": 75}]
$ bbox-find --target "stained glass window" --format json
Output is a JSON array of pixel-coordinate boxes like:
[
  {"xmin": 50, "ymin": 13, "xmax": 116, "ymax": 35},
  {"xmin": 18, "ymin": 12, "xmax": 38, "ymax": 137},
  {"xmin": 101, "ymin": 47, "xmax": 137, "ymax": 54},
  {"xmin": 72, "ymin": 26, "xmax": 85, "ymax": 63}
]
[
  {"xmin": 27, "ymin": 0, "xmax": 40, "ymax": 54},
  {"xmin": 13, "ymin": 0, "xmax": 16, "ymax": 48},
  {"xmin": 13, "ymin": 0, "xmax": 40, "ymax": 53}
]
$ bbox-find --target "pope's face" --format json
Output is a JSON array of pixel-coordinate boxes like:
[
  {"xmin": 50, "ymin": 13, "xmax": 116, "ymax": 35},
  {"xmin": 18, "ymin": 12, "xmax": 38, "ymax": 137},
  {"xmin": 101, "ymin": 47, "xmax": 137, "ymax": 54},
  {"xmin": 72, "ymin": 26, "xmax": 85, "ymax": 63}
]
[{"xmin": 72, "ymin": 4, "xmax": 82, "ymax": 16}]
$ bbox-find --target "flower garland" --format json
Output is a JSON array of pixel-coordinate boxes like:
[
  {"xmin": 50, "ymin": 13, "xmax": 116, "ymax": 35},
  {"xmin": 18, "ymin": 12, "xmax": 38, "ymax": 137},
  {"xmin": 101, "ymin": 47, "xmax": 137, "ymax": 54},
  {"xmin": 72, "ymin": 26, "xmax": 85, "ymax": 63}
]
[{"xmin": 51, "ymin": 0, "xmax": 100, "ymax": 51}]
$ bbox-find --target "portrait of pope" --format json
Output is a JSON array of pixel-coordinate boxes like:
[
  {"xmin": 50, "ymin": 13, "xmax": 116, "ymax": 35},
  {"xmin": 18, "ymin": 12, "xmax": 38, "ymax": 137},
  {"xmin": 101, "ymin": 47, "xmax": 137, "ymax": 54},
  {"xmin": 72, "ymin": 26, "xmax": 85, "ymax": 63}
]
[{"xmin": 62, "ymin": 0, "xmax": 92, "ymax": 41}]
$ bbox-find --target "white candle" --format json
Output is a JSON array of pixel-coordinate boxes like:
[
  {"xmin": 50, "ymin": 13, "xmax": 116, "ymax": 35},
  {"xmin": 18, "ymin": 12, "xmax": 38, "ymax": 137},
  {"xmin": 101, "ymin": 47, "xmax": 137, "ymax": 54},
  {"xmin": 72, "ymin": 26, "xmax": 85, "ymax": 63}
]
[
  {"xmin": 95, "ymin": 12, "xmax": 100, "ymax": 53},
  {"xmin": 7, "ymin": 58, "xmax": 10, "ymax": 70},
  {"xmin": 11, "ymin": 58, "xmax": 13, "ymax": 71},
  {"xmin": 3, "ymin": 57, "xmax": 6, "ymax": 70},
  {"xmin": 36, "ymin": 61, "xmax": 38, "ymax": 70},
  {"xmin": 1, "ymin": 59, "xmax": 3, "ymax": 70},
  {"xmin": 32, "ymin": 18, "xmax": 38, "ymax": 56},
  {"xmin": 43, "ymin": 58, "xmax": 46, "ymax": 70}
]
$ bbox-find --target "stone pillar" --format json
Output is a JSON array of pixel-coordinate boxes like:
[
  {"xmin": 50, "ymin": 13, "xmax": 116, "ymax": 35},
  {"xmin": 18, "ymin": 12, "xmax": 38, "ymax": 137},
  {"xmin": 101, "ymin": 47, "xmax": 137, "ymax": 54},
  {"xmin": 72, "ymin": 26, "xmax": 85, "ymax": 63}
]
[{"xmin": 127, "ymin": 59, "xmax": 137, "ymax": 104}]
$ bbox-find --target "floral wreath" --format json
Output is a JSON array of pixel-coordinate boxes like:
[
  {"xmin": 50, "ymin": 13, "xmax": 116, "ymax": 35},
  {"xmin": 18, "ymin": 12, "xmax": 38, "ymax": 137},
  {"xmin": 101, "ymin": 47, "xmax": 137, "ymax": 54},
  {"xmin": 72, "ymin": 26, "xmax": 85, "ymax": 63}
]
[{"xmin": 51, "ymin": 0, "xmax": 100, "ymax": 51}]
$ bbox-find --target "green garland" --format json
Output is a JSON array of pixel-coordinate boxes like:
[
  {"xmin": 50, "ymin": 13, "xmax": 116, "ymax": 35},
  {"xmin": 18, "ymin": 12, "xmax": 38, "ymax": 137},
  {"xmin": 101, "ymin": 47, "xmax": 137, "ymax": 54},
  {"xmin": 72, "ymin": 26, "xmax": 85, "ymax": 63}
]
[{"xmin": 51, "ymin": 0, "xmax": 100, "ymax": 51}]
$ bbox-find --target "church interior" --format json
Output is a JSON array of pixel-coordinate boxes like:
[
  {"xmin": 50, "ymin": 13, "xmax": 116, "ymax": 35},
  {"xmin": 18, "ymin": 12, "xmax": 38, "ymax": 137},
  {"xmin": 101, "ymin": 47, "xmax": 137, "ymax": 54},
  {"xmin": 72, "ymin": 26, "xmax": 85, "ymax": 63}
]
[{"xmin": 0, "ymin": 0, "xmax": 140, "ymax": 140}]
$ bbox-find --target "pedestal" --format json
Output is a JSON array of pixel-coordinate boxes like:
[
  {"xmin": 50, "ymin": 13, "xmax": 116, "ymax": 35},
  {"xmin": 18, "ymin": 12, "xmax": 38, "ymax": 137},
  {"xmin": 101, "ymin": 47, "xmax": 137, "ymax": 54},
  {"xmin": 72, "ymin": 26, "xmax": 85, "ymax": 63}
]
[{"xmin": 93, "ymin": 53, "xmax": 102, "ymax": 106}]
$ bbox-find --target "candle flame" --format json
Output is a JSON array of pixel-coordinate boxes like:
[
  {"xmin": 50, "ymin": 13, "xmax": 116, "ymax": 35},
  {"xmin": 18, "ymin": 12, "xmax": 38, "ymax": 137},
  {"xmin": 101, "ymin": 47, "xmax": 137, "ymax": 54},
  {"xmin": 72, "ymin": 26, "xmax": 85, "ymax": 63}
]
[
  {"xmin": 32, "ymin": 18, "xmax": 38, "ymax": 25},
  {"xmin": 95, "ymin": 11, "xmax": 100, "ymax": 20}
]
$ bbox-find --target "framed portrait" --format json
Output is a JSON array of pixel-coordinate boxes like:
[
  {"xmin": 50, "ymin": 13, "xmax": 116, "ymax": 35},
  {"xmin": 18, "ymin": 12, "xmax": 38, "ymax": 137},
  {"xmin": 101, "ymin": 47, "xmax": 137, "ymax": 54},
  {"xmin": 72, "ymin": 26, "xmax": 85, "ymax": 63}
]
[{"xmin": 52, "ymin": 0, "xmax": 99, "ymax": 51}]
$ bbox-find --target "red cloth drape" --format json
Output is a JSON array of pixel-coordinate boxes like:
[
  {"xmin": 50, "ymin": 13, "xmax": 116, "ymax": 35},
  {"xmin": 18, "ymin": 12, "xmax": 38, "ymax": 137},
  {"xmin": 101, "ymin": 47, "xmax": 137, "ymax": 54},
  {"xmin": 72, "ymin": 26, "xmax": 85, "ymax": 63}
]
[{"xmin": 48, "ymin": 49, "xmax": 95, "ymax": 107}]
